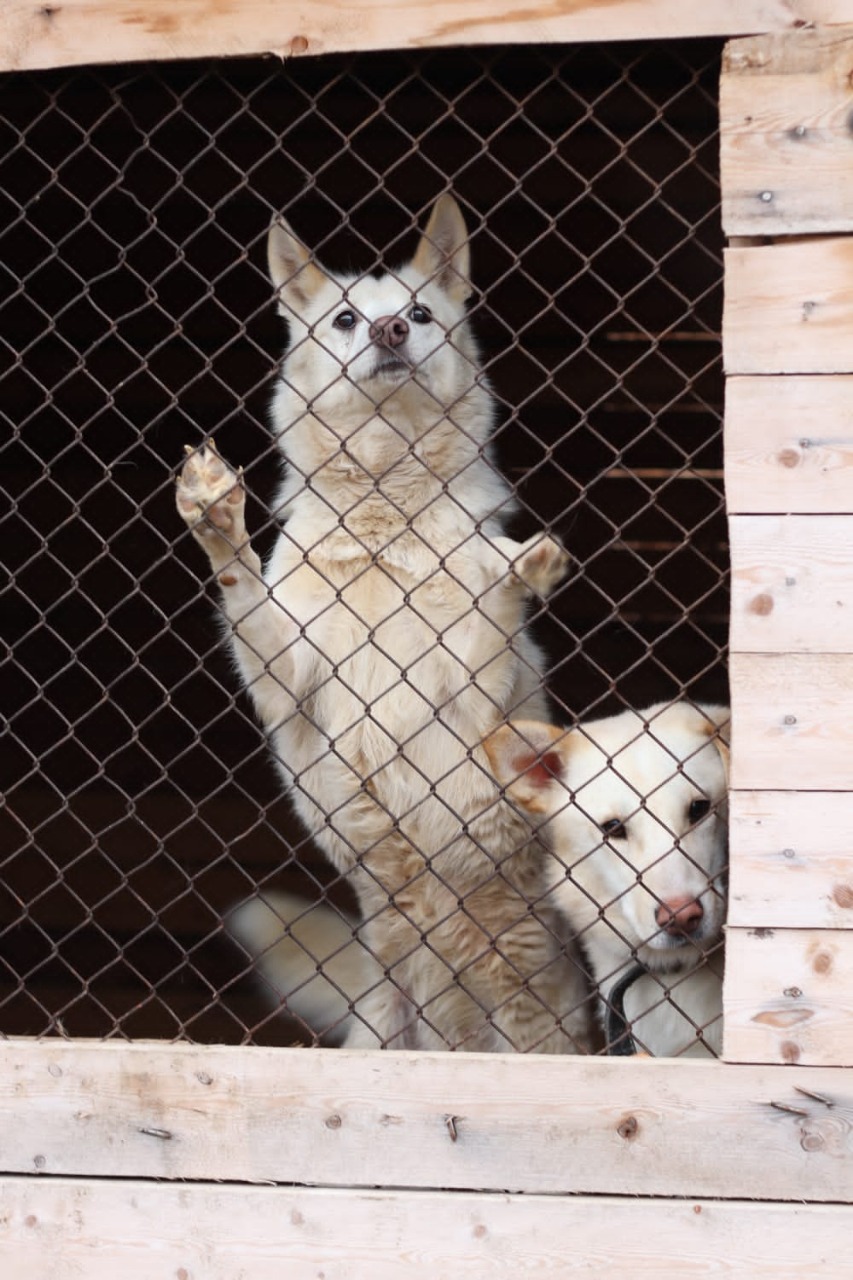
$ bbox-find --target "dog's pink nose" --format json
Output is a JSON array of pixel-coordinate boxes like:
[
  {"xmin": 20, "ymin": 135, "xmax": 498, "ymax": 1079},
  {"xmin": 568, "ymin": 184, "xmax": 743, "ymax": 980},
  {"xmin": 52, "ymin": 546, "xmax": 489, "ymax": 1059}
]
[
  {"xmin": 655, "ymin": 895, "xmax": 704, "ymax": 936},
  {"xmin": 370, "ymin": 315, "xmax": 409, "ymax": 348}
]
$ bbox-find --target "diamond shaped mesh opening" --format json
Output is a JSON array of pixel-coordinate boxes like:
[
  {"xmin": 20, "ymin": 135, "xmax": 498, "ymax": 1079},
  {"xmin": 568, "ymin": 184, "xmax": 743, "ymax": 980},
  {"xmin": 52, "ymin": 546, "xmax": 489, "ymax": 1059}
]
[{"xmin": 0, "ymin": 41, "xmax": 728, "ymax": 1054}]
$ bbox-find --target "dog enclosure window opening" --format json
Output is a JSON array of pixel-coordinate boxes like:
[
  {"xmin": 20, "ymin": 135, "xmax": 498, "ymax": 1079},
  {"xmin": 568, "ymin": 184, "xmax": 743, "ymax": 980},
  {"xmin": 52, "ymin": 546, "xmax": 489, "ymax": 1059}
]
[{"xmin": 0, "ymin": 42, "xmax": 728, "ymax": 1055}]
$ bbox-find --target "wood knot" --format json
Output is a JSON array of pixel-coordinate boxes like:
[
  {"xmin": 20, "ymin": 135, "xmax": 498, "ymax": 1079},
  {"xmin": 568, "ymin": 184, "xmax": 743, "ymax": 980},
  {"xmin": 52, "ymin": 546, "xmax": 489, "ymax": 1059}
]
[
  {"xmin": 813, "ymin": 951, "xmax": 832, "ymax": 975},
  {"xmin": 617, "ymin": 1114, "xmax": 639, "ymax": 1141},
  {"xmin": 291, "ymin": 35, "xmax": 309, "ymax": 53},
  {"xmin": 777, "ymin": 448, "xmax": 800, "ymax": 469},
  {"xmin": 749, "ymin": 593, "xmax": 774, "ymax": 616},
  {"xmin": 781, "ymin": 1040, "xmax": 801, "ymax": 1064},
  {"xmin": 325, "ymin": 1113, "xmax": 342, "ymax": 1130},
  {"xmin": 833, "ymin": 884, "xmax": 853, "ymax": 909}
]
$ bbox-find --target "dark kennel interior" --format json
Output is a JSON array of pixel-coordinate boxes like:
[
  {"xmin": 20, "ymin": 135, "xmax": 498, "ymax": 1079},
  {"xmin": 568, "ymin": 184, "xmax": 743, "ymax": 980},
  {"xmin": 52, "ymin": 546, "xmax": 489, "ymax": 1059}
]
[{"xmin": 0, "ymin": 41, "xmax": 727, "ymax": 1044}]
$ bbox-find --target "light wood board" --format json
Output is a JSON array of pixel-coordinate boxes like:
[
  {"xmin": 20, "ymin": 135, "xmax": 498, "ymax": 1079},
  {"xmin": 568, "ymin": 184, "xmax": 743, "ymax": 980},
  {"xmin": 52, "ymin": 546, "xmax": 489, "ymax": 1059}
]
[
  {"xmin": 4, "ymin": 1178, "xmax": 853, "ymax": 1280},
  {"xmin": 729, "ymin": 652, "xmax": 853, "ymax": 790},
  {"xmin": 721, "ymin": 29, "xmax": 853, "ymax": 235},
  {"xmin": 2, "ymin": 1040, "xmax": 853, "ymax": 1201},
  {"xmin": 725, "ymin": 925, "xmax": 853, "ymax": 1065},
  {"xmin": 730, "ymin": 790, "xmax": 853, "ymax": 927},
  {"xmin": 4, "ymin": 1, "xmax": 853, "ymax": 73},
  {"xmin": 723, "ymin": 239, "xmax": 853, "ymax": 375},
  {"xmin": 730, "ymin": 515, "xmax": 853, "ymax": 653},
  {"xmin": 724, "ymin": 376, "xmax": 853, "ymax": 514}
]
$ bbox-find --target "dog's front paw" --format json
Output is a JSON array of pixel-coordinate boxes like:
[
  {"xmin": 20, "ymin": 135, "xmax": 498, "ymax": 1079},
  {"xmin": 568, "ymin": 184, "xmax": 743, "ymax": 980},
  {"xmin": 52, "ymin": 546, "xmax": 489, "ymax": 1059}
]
[
  {"xmin": 512, "ymin": 535, "xmax": 570, "ymax": 596},
  {"xmin": 176, "ymin": 440, "xmax": 246, "ymax": 549}
]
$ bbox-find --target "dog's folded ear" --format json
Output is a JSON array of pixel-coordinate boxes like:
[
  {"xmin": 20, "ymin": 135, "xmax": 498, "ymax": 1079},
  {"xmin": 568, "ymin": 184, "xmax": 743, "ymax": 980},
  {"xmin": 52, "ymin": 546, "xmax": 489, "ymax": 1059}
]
[
  {"xmin": 268, "ymin": 218, "xmax": 331, "ymax": 316},
  {"xmin": 697, "ymin": 703, "xmax": 731, "ymax": 781},
  {"xmin": 483, "ymin": 720, "xmax": 569, "ymax": 813},
  {"xmin": 411, "ymin": 194, "xmax": 472, "ymax": 304}
]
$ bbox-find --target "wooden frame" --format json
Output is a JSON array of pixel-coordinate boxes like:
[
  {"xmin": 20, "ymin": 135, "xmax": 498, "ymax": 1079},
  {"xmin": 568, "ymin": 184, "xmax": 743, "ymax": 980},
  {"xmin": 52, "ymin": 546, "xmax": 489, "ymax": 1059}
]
[{"xmin": 3, "ymin": 10, "xmax": 853, "ymax": 1276}]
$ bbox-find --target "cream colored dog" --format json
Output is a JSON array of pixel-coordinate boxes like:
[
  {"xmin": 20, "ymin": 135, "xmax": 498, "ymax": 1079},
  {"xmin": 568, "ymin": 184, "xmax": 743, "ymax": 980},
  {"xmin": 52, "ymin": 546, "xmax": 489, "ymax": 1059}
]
[
  {"xmin": 176, "ymin": 195, "xmax": 590, "ymax": 1053},
  {"xmin": 485, "ymin": 701, "xmax": 730, "ymax": 1057}
]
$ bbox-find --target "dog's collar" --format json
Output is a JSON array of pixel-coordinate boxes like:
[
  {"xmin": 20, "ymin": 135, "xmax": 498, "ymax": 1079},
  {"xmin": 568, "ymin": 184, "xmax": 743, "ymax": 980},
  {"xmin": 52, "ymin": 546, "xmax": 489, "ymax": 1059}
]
[{"xmin": 604, "ymin": 962, "xmax": 648, "ymax": 1057}]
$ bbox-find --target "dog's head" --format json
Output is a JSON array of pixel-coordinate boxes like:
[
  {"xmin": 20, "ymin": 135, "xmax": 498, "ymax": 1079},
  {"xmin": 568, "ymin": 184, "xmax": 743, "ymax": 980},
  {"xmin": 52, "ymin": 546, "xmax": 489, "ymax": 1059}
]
[
  {"xmin": 268, "ymin": 195, "xmax": 482, "ymax": 432},
  {"xmin": 485, "ymin": 701, "xmax": 730, "ymax": 976}
]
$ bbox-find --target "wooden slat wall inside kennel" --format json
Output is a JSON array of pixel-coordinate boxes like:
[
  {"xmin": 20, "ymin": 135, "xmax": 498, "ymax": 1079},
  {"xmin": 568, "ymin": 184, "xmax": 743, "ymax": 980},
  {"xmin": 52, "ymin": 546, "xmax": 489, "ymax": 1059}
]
[{"xmin": 722, "ymin": 27, "xmax": 853, "ymax": 1067}]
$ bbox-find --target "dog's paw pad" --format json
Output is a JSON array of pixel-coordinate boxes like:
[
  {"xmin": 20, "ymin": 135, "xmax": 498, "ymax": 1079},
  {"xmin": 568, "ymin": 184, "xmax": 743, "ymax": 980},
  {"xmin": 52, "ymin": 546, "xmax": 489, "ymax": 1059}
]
[
  {"xmin": 515, "ymin": 537, "xmax": 570, "ymax": 595},
  {"xmin": 176, "ymin": 441, "xmax": 244, "ymax": 539}
]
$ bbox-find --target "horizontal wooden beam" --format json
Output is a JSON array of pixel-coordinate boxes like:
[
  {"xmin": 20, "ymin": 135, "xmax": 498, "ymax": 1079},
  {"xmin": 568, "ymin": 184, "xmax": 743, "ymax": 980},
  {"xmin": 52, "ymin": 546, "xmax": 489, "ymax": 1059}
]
[
  {"xmin": 721, "ymin": 29, "xmax": 853, "ymax": 236},
  {"xmin": 2, "ymin": 1041, "xmax": 853, "ymax": 1201},
  {"xmin": 730, "ymin": 515, "xmax": 853, "ymax": 652},
  {"xmin": 729, "ymin": 652, "xmax": 853, "ymax": 789},
  {"xmin": 3, "ymin": 1177, "xmax": 853, "ymax": 1278},
  {"xmin": 4, "ymin": 0, "xmax": 853, "ymax": 73},
  {"xmin": 725, "ymin": 376, "xmax": 853, "ymax": 514},
  {"xmin": 725, "ymin": 926, "xmax": 853, "ymax": 1065},
  {"xmin": 730, "ymin": 790, "xmax": 853, "ymax": 927},
  {"xmin": 723, "ymin": 239, "xmax": 853, "ymax": 374}
]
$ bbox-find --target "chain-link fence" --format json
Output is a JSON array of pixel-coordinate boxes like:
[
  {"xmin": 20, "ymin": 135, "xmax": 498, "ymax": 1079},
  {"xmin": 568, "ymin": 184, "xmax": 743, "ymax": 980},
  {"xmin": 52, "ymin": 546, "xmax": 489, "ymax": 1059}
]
[{"xmin": 1, "ymin": 40, "xmax": 728, "ymax": 1054}]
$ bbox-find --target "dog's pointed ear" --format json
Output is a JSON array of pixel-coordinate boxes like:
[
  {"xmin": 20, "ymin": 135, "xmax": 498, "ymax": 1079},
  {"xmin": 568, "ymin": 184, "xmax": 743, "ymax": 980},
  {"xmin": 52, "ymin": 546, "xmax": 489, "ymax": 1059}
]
[
  {"xmin": 411, "ymin": 194, "xmax": 472, "ymax": 303},
  {"xmin": 483, "ymin": 720, "xmax": 569, "ymax": 814},
  {"xmin": 698, "ymin": 704, "xmax": 731, "ymax": 781},
  {"xmin": 268, "ymin": 219, "xmax": 328, "ymax": 316}
]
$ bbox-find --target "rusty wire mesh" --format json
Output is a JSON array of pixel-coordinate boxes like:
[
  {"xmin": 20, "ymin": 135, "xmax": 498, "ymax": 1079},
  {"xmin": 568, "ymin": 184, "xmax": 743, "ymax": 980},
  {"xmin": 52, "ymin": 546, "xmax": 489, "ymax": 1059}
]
[{"xmin": 0, "ymin": 41, "xmax": 728, "ymax": 1052}]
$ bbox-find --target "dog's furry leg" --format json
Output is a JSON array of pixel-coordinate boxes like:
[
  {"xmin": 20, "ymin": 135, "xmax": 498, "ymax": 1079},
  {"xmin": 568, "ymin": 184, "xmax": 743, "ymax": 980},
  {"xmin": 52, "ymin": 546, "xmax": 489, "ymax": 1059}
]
[{"xmin": 176, "ymin": 441, "xmax": 298, "ymax": 730}]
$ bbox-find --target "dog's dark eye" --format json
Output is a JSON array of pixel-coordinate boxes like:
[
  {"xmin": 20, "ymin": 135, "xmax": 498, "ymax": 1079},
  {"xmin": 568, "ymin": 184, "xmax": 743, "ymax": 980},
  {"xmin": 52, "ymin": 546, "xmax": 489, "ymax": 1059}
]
[
  {"xmin": 409, "ymin": 304, "xmax": 432, "ymax": 325},
  {"xmin": 688, "ymin": 798, "xmax": 711, "ymax": 824},
  {"xmin": 333, "ymin": 310, "xmax": 357, "ymax": 330},
  {"xmin": 601, "ymin": 818, "xmax": 627, "ymax": 840}
]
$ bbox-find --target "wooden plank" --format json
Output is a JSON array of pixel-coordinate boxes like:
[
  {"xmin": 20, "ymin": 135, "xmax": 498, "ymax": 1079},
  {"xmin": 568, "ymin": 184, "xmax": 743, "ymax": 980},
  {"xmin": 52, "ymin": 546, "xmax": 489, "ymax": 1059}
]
[
  {"xmin": 725, "ymin": 926, "xmax": 853, "ymax": 1065},
  {"xmin": 724, "ymin": 376, "xmax": 853, "ymax": 513},
  {"xmin": 729, "ymin": 653, "xmax": 853, "ymax": 790},
  {"xmin": 3, "ymin": 1179, "xmax": 853, "ymax": 1280},
  {"xmin": 721, "ymin": 30, "xmax": 853, "ymax": 235},
  {"xmin": 730, "ymin": 790, "xmax": 853, "ymax": 927},
  {"xmin": 3, "ymin": 1040, "xmax": 853, "ymax": 1202},
  {"xmin": 730, "ymin": 515, "xmax": 853, "ymax": 653},
  {"xmin": 723, "ymin": 239, "xmax": 853, "ymax": 374},
  {"xmin": 3, "ymin": 1, "xmax": 853, "ymax": 73}
]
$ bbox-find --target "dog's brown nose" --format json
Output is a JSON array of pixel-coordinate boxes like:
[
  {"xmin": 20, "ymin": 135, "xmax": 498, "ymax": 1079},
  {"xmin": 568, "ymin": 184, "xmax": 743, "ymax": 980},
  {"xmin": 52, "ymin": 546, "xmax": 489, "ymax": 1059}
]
[
  {"xmin": 369, "ymin": 315, "xmax": 409, "ymax": 348},
  {"xmin": 655, "ymin": 895, "xmax": 703, "ymax": 936}
]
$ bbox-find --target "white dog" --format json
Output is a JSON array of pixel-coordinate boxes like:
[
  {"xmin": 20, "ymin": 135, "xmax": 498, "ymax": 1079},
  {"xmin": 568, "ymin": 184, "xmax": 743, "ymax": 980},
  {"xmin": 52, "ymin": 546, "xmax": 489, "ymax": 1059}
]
[
  {"xmin": 176, "ymin": 195, "xmax": 591, "ymax": 1053},
  {"xmin": 485, "ymin": 701, "xmax": 730, "ymax": 1057}
]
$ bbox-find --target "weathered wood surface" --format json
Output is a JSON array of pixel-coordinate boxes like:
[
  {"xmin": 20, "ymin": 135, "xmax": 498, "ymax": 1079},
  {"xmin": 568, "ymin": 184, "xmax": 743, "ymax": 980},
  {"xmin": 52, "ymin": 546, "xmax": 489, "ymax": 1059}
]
[
  {"xmin": 725, "ymin": 926, "xmax": 853, "ymax": 1065},
  {"xmin": 730, "ymin": 791, "xmax": 853, "ymax": 927},
  {"xmin": 5, "ymin": 1179, "xmax": 853, "ymax": 1280},
  {"xmin": 723, "ymin": 239, "xmax": 853, "ymax": 374},
  {"xmin": 3, "ymin": 0, "xmax": 853, "ymax": 73},
  {"xmin": 729, "ymin": 653, "xmax": 853, "ymax": 790},
  {"xmin": 724, "ymin": 376, "xmax": 853, "ymax": 514},
  {"xmin": 730, "ymin": 515, "xmax": 853, "ymax": 652},
  {"xmin": 2, "ymin": 1040, "xmax": 853, "ymax": 1201},
  {"xmin": 721, "ymin": 30, "xmax": 853, "ymax": 235}
]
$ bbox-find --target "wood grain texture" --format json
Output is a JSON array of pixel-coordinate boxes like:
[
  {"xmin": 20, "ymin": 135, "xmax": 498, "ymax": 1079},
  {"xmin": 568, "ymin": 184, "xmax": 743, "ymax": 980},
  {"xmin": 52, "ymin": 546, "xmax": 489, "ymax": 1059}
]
[
  {"xmin": 723, "ymin": 239, "xmax": 853, "ymax": 374},
  {"xmin": 3, "ymin": 0, "xmax": 853, "ymax": 73},
  {"xmin": 721, "ymin": 30, "xmax": 853, "ymax": 235},
  {"xmin": 725, "ymin": 376, "xmax": 853, "ymax": 513},
  {"xmin": 730, "ymin": 515, "xmax": 853, "ymax": 653},
  {"xmin": 729, "ymin": 652, "xmax": 853, "ymax": 790},
  {"xmin": 3, "ymin": 1041, "xmax": 853, "ymax": 1201},
  {"xmin": 730, "ymin": 790, "xmax": 853, "ymax": 927},
  {"xmin": 5, "ymin": 1179, "xmax": 853, "ymax": 1280},
  {"xmin": 725, "ymin": 926, "xmax": 853, "ymax": 1065}
]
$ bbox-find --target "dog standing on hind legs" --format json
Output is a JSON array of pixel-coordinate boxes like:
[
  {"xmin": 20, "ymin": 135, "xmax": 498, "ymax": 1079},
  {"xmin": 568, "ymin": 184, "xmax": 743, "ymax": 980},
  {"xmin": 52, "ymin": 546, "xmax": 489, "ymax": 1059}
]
[{"xmin": 176, "ymin": 194, "xmax": 592, "ymax": 1053}]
